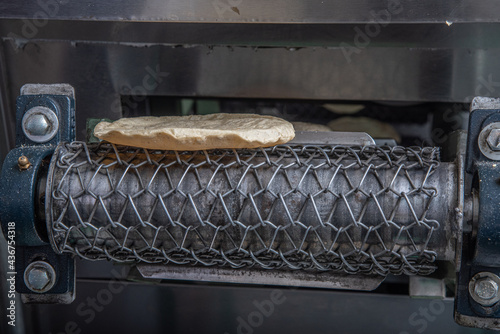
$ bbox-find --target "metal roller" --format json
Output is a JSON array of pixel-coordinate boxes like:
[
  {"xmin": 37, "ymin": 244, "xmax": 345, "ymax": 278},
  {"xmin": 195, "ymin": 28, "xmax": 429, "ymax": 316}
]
[{"xmin": 46, "ymin": 141, "xmax": 458, "ymax": 276}]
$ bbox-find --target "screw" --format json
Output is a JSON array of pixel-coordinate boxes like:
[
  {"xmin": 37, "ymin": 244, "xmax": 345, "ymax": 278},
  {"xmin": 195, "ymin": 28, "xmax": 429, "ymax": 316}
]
[
  {"xmin": 24, "ymin": 113, "xmax": 51, "ymax": 136},
  {"xmin": 486, "ymin": 128, "xmax": 500, "ymax": 151},
  {"xmin": 21, "ymin": 106, "xmax": 59, "ymax": 143},
  {"xmin": 27, "ymin": 268, "xmax": 50, "ymax": 291},
  {"xmin": 474, "ymin": 277, "xmax": 499, "ymax": 300},
  {"xmin": 24, "ymin": 261, "xmax": 56, "ymax": 293},
  {"xmin": 18, "ymin": 155, "xmax": 30, "ymax": 170}
]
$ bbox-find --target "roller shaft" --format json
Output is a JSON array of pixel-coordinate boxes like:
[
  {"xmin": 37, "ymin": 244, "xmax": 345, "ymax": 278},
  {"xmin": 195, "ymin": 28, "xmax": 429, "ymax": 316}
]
[{"xmin": 46, "ymin": 142, "xmax": 458, "ymax": 276}]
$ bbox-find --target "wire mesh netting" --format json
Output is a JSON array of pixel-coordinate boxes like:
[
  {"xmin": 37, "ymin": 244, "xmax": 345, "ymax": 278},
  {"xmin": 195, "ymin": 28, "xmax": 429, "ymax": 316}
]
[{"xmin": 48, "ymin": 141, "xmax": 444, "ymax": 276}]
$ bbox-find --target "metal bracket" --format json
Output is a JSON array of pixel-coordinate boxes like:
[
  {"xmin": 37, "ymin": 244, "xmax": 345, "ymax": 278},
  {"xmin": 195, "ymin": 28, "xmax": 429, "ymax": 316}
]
[
  {"xmin": 0, "ymin": 84, "xmax": 76, "ymax": 304},
  {"xmin": 0, "ymin": 147, "xmax": 53, "ymax": 246},
  {"xmin": 455, "ymin": 97, "xmax": 500, "ymax": 329},
  {"xmin": 17, "ymin": 245, "xmax": 75, "ymax": 304},
  {"xmin": 16, "ymin": 84, "xmax": 75, "ymax": 147}
]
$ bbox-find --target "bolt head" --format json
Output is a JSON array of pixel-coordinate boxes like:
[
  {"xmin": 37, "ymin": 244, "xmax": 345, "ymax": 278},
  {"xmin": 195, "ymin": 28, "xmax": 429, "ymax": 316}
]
[
  {"xmin": 474, "ymin": 278, "xmax": 499, "ymax": 300},
  {"xmin": 24, "ymin": 261, "xmax": 56, "ymax": 293},
  {"xmin": 25, "ymin": 113, "xmax": 51, "ymax": 136},
  {"xmin": 486, "ymin": 128, "xmax": 500, "ymax": 151},
  {"xmin": 21, "ymin": 106, "xmax": 59, "ymax": 143},
  {"xmin": 26, "ymin": 268, "xmax": 51, "ymax": 291}
]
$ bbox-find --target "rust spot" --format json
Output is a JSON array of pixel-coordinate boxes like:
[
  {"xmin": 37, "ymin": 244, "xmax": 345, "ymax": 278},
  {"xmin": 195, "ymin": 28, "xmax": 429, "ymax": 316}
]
[
  {"xmin": 231, "ymin": 7, "xmax": 240, "ymax": 15},
  {"xmin": 354, "ymin": 192, "xmax": 364, "ymax": 202}
]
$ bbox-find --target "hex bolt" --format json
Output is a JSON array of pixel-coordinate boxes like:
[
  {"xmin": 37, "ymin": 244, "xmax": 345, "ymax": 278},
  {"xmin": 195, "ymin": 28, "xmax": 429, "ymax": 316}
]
[
  {"xmin": 474, "ymin": 278, "xmax": 499, "ymax": 300},
  {"xmin": 24, "ymin": 113, "xmax": 51, "ymax": 136},
  {"xmin": 27, "ymin": 269, "xmax": 50, "ymax": 290},
  {"xmin": 21, "ymin": 106, "xmax": 59, "ymax": 143},
  {"xmin": 469, "ymin": 272, "xmax": 500, "ymax": 307},
  {"xmin": 486, "ymin": 128, "xmax": 500, "ymax": 151},
  {"xmin": 23, "ymin": 261, "xmax": 56, "ymax": 293},
  {"xmin": 18, "ymin": 155, "xmax": 30, "ymax": 170}
]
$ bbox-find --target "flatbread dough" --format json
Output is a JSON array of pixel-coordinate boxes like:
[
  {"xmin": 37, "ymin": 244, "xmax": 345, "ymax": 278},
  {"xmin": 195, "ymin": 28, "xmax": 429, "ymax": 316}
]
[
  {"xmin": 94, "ymin": 113, "xmax": 295, "ymax": 150},
  {"xmin": 292, "ymin": 122, "xmax": 331, "ymax": 132}
]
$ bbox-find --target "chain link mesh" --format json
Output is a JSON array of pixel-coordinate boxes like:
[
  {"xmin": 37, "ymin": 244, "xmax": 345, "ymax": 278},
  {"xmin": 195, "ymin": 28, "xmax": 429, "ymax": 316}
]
[{"xmin": 48, "ymin": 141, "xmax": 442, "ymax": 276}]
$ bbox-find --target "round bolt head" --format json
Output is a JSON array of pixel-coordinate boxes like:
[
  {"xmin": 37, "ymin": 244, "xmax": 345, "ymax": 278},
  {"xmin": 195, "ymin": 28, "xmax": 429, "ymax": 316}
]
[
  {"xmin": 475, "ymin": 278, "xmax": 499, "ymax": 300},
  {"xmin": 25, "ymin": 114, "xmax": 50, "ymax": 136},
  {"xmin": 486, "ymin": 129, "xmax": 500, "ymax": 151}
]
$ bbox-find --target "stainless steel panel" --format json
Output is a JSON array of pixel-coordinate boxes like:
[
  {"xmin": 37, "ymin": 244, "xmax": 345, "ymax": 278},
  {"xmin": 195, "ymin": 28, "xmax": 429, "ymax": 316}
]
[
  {"xmin": 0, "ymin": 0, "xmax": 500, "ymax": 23},
  {"xmin": 3, "ymin": 41, "xmax": 500, "ymax": 103},
  {"xmin": 1, "ymin": 20, "xmax": 500, "ymax": 49}
]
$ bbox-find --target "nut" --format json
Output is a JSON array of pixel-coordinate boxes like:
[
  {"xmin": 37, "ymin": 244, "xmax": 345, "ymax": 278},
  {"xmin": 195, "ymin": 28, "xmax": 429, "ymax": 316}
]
[{"xmin": 486, "ymin": 128, "xmax": 500, "ymax": 151}]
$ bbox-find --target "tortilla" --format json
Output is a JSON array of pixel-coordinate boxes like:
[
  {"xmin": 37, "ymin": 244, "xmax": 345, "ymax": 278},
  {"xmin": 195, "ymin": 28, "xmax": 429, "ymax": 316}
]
[{"xmin": 93, "ymin": 113, "xmax": 295, "ymax": 150}]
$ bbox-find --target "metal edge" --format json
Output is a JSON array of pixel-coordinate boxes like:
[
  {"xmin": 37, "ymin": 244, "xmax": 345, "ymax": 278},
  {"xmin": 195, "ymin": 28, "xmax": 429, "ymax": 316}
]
[
  {"xmin": 137, "ymin": 265, "xmax": 385, "ymax": 291},
  {"xmin": 20, "ymin": 84, "xmax": 75, "ymax": 99},
  {"xmin": 454, "ymin": 312, "xmax": 500, "ymax": 330},
  {"xmin": 455, "ymin": 132, "xmax": 467, "ymax": 272},
  {"xmin": 289, "ymin": 131, "xmax": 375, "ymax": 146},
  {"xmin": 470, "ymin": 97, "xmax": 500, "ymax": 112}
]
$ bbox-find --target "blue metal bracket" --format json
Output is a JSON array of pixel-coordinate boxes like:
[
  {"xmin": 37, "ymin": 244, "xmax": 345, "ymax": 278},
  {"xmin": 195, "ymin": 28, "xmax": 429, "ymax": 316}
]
[
  {"xmin": 0, "ymin": 146, "xmax": 53, "ymax": 246},
  {"xmin": 473, "ymin": 163, "xmax": 500, "ymax": 267},
  {"xmin": 455, "ymin": 101, "xmax": 500, "ymax": 328},
  {"xmin": 0, "ymin": 84, "xmax": 76, "ymax": 303}
]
